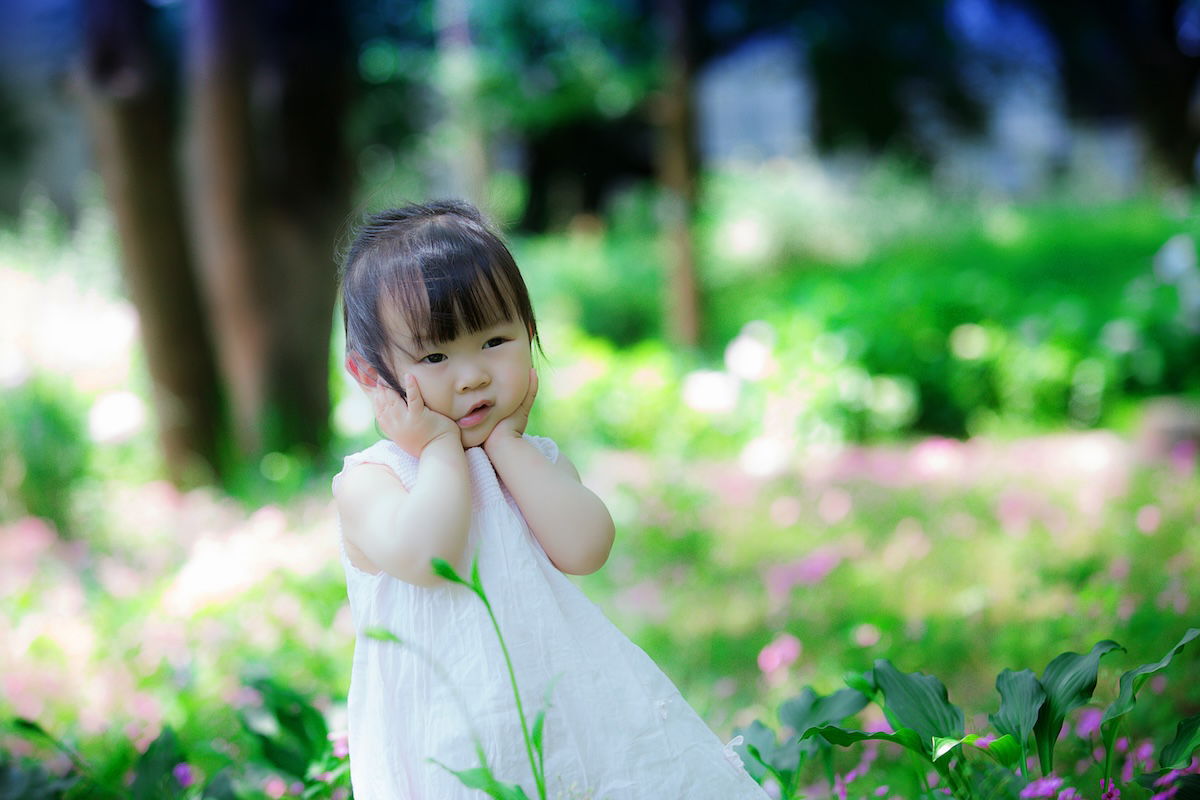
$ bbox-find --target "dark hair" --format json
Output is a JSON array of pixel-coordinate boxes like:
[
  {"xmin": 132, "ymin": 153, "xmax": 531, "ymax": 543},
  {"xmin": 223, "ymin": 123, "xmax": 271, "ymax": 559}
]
[{"xmin": 340, "ymin": 200, "xmax": 538, "ymax": 396}]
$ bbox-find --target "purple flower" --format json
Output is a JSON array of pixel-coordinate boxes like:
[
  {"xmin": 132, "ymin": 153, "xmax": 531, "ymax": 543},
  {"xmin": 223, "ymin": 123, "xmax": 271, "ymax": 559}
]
[
  {"xmin": 1020, "ymin": 775, "xmax": 1064, "ymax": 798},
  {"xmin": 1075, "ymin": 708, "xmax": 1103, "ymax": 739},
  {"xmin": 172, "ymin": 762, "xmax": 194, "ymax": 788},
  {"xmin": 1101, "ymin": 778, "xmax": 1121, "ymax": 800}
]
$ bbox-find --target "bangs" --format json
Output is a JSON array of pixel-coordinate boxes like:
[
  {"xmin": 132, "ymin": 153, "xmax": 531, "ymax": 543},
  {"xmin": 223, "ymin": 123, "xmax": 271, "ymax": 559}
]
[{"xmin": 381, "ymin": 226, "xmax": 526, "ymax": 352}]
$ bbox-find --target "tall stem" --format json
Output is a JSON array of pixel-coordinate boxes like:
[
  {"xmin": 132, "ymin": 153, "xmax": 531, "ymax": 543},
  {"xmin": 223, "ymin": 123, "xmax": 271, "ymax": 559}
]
[{"xmin": 478, "ymin": 591, "xmax": 547, "ymax": 800}]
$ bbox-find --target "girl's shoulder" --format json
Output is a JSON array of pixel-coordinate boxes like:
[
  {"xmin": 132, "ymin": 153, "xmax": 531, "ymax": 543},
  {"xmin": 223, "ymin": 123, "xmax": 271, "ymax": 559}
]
[{"xmin": 521, "ymin": 433, "xmax": 560, "ymax": 464}]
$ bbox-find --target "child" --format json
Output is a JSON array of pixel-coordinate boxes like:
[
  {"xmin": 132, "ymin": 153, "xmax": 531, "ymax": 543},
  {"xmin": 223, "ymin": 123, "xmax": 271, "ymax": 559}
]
[{"xmin": 334, "ymin": 201, "xmax": 767, "ymax": 799}]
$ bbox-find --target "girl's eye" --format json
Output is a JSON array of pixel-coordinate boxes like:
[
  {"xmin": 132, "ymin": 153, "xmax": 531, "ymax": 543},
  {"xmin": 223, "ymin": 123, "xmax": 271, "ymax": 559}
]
[
  {"xmin": 421, "ymin": 353, "xmax": 447, "ymax": 364},
  {"xmin": 483, "ymin": 337, "xmax": 507, "ymax": 349}
]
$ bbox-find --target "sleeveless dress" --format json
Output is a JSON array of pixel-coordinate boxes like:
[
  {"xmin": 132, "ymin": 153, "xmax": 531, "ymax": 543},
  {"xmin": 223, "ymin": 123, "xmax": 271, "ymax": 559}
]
[{"xmin": 334, "ymin": 435, "xmax": 768, "ymax": 800}]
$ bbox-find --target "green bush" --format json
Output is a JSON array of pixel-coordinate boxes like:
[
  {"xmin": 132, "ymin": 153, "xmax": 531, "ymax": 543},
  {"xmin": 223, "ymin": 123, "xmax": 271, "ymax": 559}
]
[{"xmin": 0, "ymin": 376, "xmax": 90, "ymax": 534}]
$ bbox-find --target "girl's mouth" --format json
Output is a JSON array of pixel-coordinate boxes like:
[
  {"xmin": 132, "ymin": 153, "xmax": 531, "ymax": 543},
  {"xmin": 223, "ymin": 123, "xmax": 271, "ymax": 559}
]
[{"xmin": 458, "ymin": 401, "xmax": 492, "ymax": 428}]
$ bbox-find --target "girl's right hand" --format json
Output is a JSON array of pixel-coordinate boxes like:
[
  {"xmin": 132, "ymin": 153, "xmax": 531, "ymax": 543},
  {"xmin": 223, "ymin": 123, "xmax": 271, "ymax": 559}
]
[{"xmin": 370, "ymin": 374, "xmax": 460, "ymax": 457}]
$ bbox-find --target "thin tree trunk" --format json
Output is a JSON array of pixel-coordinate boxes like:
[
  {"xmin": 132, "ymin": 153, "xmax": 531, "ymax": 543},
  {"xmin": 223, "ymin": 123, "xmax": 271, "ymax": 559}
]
[
  {"xmin": 79, "ymin": 0, "xmax": 222, "ymax": 484},
  {"xmin": 183, "ymin": 0, "xmax": 269, "ymax": 455},
  {"xmin": 435, "ymin": 0, "xmax": 490, "ymax": 206},
  {"xmin": 252, "ymin": 0, "xmax": 350, "ymax": 453},
  {"xmin": 655, "ymin": 0, "xmax": 702, "ymax": 349}
]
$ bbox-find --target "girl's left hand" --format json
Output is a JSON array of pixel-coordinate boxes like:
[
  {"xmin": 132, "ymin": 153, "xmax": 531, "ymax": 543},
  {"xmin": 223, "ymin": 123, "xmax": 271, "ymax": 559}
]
[{"xmin": 485, "ymin": 368, "xmax": 538, "ymax": 449}]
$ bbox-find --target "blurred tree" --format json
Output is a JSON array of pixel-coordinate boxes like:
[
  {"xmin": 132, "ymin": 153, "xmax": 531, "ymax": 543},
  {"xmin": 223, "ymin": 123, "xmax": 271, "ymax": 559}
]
[
  {"xmin": 80, "ymin": 0, "xmax": 223, "ymax": 483},
  {"xmin": 184, "ymin": 0, "xmax": 352, "ymax": 459},
  {"xmin": 80, "ymin": 0, "xmax": 352, "ymax": 482},
  {"xmin": 655, "ymin": 0, "xmax": 702, "ymax": 348},
  {"xmin": 1032, "ymin": 0, "xmax": 1200, "ymax": 185}
]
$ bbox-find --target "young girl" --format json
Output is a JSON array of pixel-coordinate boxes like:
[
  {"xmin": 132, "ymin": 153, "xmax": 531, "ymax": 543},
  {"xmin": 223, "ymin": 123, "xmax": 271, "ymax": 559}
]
[{"xmin": 334, "ymin": 201, "xmax": 767, "ymax": 799}]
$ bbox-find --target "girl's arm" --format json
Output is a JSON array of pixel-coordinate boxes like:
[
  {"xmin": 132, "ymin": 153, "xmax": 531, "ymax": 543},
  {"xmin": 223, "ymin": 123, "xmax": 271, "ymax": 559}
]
[
  {"xmin": 484, "ymin": 371, "xmax": 615, "ymax": 575},
  {"xmin": 335, "ymin": 375, "xmax": 472, "ymax": 587},
  {"xmin": 335, "ymin": 437, "xmax": 471, "ymax": 587}
]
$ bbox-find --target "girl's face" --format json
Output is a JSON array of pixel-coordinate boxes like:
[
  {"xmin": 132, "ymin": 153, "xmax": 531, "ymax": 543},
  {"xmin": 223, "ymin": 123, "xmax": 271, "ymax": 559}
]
[{"xmin": 381, "ymin": 305, "xmax": 533, "ymax": 449}]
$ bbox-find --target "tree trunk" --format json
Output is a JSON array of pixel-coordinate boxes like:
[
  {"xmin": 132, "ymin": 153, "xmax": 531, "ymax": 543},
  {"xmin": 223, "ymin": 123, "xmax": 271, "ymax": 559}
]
[
  {"xmin": 183, "ymin": 0, "xmax": 269, "ymax": 456},
  {"xmin": 184, "ymin": 0, "xmax": 347, "ymax": 459},
  {"xmin": 434, "ymin": 0, "xmax": 490, "ymax": 206},
  {"xmin": 655, "ymin": 0, "xmax": 702, "ymax": 349},
  {"xmin": 79, "ymin": 0, "xmax": 222, "ymax": 484},
  {"xmin": 252, "ymin": 0, "xmax": 350, "ymax": 453}
]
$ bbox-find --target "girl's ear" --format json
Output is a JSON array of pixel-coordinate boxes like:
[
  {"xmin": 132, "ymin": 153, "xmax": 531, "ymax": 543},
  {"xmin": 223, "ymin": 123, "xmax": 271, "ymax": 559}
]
[{"xmin": 346, "ymin": 353, "xmax": 380, "ymax": 388}]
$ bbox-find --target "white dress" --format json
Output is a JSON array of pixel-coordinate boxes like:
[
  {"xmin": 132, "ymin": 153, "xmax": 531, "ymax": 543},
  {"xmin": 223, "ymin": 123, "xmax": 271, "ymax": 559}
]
[{"xmin": 335, "ymin": 435, "xmax": 768, "ymax": 800}]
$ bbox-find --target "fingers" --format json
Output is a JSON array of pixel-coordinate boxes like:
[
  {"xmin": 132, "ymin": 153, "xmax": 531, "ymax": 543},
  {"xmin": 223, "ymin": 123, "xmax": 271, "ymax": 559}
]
[{"xmin": 404, "ymin": 374, "xmax": 424, "ymax": 413}]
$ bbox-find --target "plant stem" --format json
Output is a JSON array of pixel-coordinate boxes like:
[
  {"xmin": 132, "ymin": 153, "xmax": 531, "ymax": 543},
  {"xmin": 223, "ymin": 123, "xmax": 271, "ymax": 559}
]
[{"xmin": 477, "ymin": 589, "xmax": 547, "ymax": 800}]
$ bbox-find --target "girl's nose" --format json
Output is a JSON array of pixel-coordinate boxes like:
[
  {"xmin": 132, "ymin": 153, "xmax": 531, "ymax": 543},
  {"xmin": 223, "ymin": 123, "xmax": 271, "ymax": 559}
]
[{"xmin": 457, "ymin": 364, "xmax": 490, "ymax": 393}]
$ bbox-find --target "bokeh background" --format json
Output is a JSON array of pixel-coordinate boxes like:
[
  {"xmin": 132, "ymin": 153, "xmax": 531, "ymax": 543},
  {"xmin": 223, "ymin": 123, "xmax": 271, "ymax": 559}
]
[{"xmin": 1, "ymin": 0, "xmax": 1198, "ymax": 797}]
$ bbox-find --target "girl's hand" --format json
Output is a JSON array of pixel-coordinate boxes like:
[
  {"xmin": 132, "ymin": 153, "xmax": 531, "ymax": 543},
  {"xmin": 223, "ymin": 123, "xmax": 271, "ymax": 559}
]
[
  {"xmin": 485, "ymin": 368, "xmax": 538, "ymax": 451},
  {"xmin": 371, "ymin": 374, "xmax": 460, "ymax": 457}
]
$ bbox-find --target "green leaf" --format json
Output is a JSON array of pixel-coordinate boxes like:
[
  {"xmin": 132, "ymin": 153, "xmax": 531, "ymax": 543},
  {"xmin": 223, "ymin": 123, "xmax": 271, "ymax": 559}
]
[
  {"xmin": 251, "ymin": 678, "xmax": 329, "ymax": 773},
  {"xmin": 1161, "ymin": 714, "xmax": 1200, "ymax": 770},
  {"xmin": 365, "ymin": 627, "xmax": 403, "ymax": 645},
  {"xmin": 732, "ymin": 720, "xmax": 802, "ymax": 784},
  {"xmin": 1136, "ymin": 771, "xmax": 1200, "ymax": 800},
  {"xmin": 201, "ymin": 769, "xmax": 238, "ymax": 800},
  {"xmin": 989, "ymin": 669, "xmax": 1045, "ymax": 749},
  {"xmin": 532, "ymin": 709, "xmax": 545, "ymax": 758},
  {"xmin": 431, "ymin": 557, "xmax": 465, "ymax": 585},
  {"xmin": 843, "ymin": 671, "xmax": 878, "ymax": 697},
  {"xmin": 802, "ymin": 724, "xmax": 930, "ymax": 762},
  {"xmin": 1033, "ymin": 640, "xmax": 1123, "ymax": 775},
  {"xmin": 1101, "ymin": 629, "xmax": 1199, "ymax": 757},
  {"xmin": 779, "ymin": 687, "xmax": 870, "ymax": 736},
  {"xmin": 873, "ymin": 659, "xmax": 964, "ymax": 752},
  {"xmin": 471, "ymin": 555, "xmax": 483, "ymax": 594},
  {"xmin": 130, "ymin": 727, "xmax": 184, "ymax": 800},
  {"xmin": 431, "ymin": 761, "xmax": 532, "ymax": 800},
  {"xmin": 976, "ymin": 733, "xmax": 1022, "ymax": 769}
]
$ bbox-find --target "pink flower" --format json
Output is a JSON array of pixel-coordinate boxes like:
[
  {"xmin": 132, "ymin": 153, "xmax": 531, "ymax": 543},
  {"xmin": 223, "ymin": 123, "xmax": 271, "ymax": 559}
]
[
  {"xmin": 265, "ymin": 777, "xmax": 287, "ymax": 799},
  {"xmin": 328, "ymin": 730, "xmax": 350, "ymax": 759},
  {"xmin": 1057, "ymin": 788, "xmax": 1083, "ymax": 800},
  {"xmin": 757, "ymin": 633, "xmax": 802, "ymax": 677},
  {"xmin": 1101, "ymin": 778, "xmax": 1121, "ymax": 800}
]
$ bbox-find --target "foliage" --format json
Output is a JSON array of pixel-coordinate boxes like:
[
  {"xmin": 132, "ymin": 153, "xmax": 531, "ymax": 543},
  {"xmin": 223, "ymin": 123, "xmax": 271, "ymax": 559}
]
[
  {"xmin": 734, "ymin": 632, "xmax": 1200, "ymax": 799},
  {"xmin": 0, "ymin": 376, "xmax": 89, "ymax": 534}
]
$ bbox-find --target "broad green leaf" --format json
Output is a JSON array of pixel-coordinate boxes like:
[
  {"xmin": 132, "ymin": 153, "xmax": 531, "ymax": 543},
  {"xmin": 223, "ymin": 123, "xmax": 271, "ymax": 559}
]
[
  {"xmin": 732, "ymin": 720, "xmax": 802, "ymax": 783},
  {"xmin": 130, "ymin": 727, "xmax": 184, "ymax": 800},
  {"xmin": 989, "ymin": 669, "xmax": 1045, "ymax": 748},
  {"xmin": 365, "ymin": 627, "xmax": 403, "ymax": 645},
  {"xmin": 431, "ymin": 557, "xmax": 466, "ymax": 585},
  {"xmin": 253, "ymin": 678, "xmax": 329, "ymax": 766},
  {"xmin": 873, "ymin": 660, "xmax": 964, "ymax": 752},
  {"xmin": 802, "ymin": 724, "xmax": 929, "ymax": 762},
  {"xmin": 732, "ymin": 721, "xmax": 775, "ymax": 781},
  {"xmin": 932, "ymin": 735, "xmax": 967, "ymax": 761},
  {"xmin": 843, "ymin": 671, "xmax": 878, "ymax": 697},
  {"xmin": 1136, "ymin": 771, "xmax": 1200, "ymax": 800},
  {"xmin": 779, "ymin": 687, "xmax": 870, "ymax": 735},
  {"xmin": 1101, "ymin": 629, "xmax": 1199, "ymax": 760},
  {"xmin": 1161, "ymin": 714, "xmax": 1200, "ymax": 770},
  {"xmin": 1033, "ymin": 640, "xmax": 1123, "ymax": 775},
  {"xmin": 201, "ymin": 769, "xmax": 238, "ymax": 800},
  {"xmin": 975, "ymin": 733, "xmax": 1022, "ymax": 769}
]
